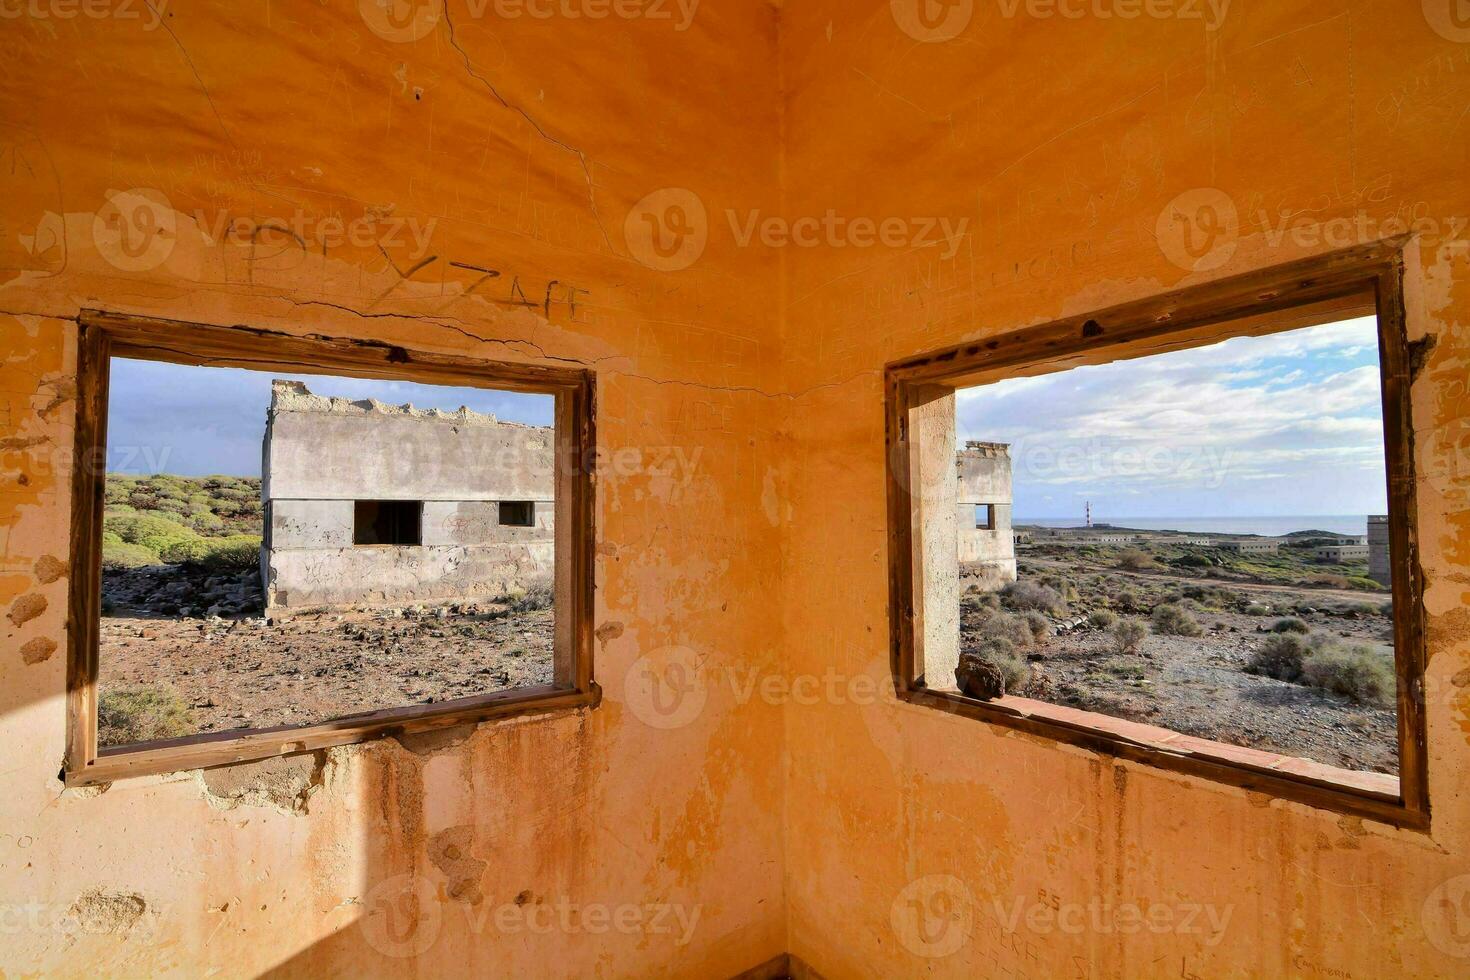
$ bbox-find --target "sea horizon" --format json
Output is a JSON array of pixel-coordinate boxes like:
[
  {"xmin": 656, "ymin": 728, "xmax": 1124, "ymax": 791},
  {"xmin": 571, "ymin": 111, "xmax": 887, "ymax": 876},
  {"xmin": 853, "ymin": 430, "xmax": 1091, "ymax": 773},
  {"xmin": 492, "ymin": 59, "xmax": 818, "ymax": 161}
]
[{"xmin": 1013, "ymin": 515, "xmax": 1375, "ymax": 537}]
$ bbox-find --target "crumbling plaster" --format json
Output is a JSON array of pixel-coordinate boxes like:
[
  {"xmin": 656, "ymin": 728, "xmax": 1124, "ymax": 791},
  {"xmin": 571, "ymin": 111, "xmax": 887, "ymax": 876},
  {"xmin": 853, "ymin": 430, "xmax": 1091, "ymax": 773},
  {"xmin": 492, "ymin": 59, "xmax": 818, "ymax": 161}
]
[{"xmin": 1, "ymin": 1, "xmax": 1469, "ymax": 978}]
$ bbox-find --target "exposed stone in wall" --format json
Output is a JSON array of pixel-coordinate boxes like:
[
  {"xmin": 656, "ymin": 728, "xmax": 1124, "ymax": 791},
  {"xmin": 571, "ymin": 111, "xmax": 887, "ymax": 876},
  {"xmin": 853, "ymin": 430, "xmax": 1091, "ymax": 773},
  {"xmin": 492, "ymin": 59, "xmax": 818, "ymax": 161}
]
[{"xmin": 198, "ymin": 752, "xmax": 327, "ymax": 815}]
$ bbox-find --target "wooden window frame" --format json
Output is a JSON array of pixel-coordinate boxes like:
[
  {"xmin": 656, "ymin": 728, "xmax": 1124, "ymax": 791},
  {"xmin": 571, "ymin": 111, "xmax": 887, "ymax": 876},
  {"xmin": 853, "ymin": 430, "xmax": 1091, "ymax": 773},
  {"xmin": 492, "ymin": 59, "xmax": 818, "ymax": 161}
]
[
  {"xmin": 65, "ymin": 310, "xmax": 599, "ymax": 787},
  {"xmin": 885, "ymin": 240, "xmax": 1429, "ymax": 829}
]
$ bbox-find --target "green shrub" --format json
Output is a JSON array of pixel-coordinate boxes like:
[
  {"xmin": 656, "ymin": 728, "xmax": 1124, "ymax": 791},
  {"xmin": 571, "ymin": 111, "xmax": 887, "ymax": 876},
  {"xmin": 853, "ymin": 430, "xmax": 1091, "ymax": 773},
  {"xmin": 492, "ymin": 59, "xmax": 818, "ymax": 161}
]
[
  {"xmin": 1271, "ymin": 617, "xmax": 1310, "ymax": 634},
  {"xmin": 1243, "ymin": 603, "xmax": 1271, "ymax": 616},
  {"xmin": 1088, "ymin": 609, "xmax": 1118, "ymax": 628},
  {"xmin": 1248, "ymin": 634, "xmax": 1309, "ymax": 681},
  {"xmin": 1111, "ymin": 618, "xmax": 1148, "ymax": 654},
  {"xmin": 199, "ymin": 535, "xmax": 262, "ymax": 571},
  {"xmin": 1302, "ymin": 643, "xmax": 1395, "ymax": 704},
  {"xmin": 159, "ymin": 537, "xmax": 213, "ymax": 564},
  {"xmin": 1151, "ymin": 602, "xmax": 1203, "ymax": 637},
  {"xmin": 97, "ymin": 686, "xmax": 194, "ymax": 745},
  {"xmin": 102, "ymin": 540, "xmax": 163, "ymax": 569},
  {"xmin": 105, "ymin": 513, "xmax": 198, "ymax": 554}
]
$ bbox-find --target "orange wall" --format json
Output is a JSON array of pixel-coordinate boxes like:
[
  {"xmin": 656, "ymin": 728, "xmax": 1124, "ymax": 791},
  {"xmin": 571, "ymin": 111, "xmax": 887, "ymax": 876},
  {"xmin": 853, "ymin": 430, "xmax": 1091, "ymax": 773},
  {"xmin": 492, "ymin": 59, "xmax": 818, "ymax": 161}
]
[
  {"xmin": 778, "ymin": 1, "xmax": 1470, "ymax": 976},
  {"xmin": 5, "ymin": 0, "xmax": 1470, "ymax": 977},
  {"xmin": 0, "ymin": 2, "xmax": 786, "ymax": 976}
]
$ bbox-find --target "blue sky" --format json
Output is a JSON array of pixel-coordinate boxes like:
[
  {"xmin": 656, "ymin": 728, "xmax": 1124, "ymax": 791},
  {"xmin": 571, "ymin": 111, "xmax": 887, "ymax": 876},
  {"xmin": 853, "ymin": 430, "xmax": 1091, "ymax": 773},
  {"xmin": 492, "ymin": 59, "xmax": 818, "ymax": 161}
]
[
  {"xmin": 956, "ymin": 316, "xmax": 1388, "ymax": 520},
  {"xmin": 106, "ymin": 359, "xmax": 553, "ymax": 477}
]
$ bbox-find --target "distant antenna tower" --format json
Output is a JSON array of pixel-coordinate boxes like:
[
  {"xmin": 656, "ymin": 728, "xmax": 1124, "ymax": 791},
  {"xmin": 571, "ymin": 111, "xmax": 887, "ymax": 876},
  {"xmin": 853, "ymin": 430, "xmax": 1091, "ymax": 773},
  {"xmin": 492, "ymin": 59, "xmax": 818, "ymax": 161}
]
[{"xmin": 1085, "ymin": 501, "xmax": 1092, "ymax": 527}]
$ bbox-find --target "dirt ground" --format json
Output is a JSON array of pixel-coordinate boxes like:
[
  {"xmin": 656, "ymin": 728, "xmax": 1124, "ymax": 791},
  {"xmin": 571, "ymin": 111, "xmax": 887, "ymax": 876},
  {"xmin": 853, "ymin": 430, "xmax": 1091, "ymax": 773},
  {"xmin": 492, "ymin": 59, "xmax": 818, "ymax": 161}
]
[
  {"xmin": 98, "ymin": 571, "xmax": 554, "ymax": 745},
  {"xmin": 962, "ymin": 563, "xmax": 1398, "ymax": 775}
]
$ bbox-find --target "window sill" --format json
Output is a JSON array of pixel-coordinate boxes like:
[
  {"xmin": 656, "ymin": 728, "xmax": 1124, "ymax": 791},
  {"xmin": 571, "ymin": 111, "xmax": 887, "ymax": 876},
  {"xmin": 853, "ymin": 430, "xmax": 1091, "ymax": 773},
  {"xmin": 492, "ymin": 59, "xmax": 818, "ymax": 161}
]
[
  {"xmin": 66, "ymin": 683, "xmax": 601, "ymax": 788},
  {"xmin": 902, "ymin": 684, "xmax": 1418, "ymax": 829}
]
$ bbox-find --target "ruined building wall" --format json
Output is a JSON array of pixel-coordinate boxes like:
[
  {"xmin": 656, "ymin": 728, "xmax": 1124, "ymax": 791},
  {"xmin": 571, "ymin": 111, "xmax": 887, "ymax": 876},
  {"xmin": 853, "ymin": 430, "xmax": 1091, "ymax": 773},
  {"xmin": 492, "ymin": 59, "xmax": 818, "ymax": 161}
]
[
  {"xmin": 0, "ymin": 3, "xmax": 786, "ymax": 976},
  {"xmin": 955, "ymin": 441, "xmax": 1017, "ymax": 586},
  {"xmin": 262, "ymin": 381, "xmax": 554, "ymax": 608},
  {"xmin": 778, "ymin": 2, "xmax": 1470, "ymax": 977}
]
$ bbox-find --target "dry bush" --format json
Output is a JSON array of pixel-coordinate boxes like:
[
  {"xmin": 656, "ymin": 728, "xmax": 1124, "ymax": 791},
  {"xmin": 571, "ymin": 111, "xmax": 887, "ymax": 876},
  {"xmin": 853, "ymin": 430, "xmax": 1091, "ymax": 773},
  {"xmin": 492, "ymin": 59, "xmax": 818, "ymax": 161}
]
[
  {"xmin": 1000, "ymin": 580, "xmax": 1065, "ymax": 615},
  {"xmin": 509, "ymin": 577, "xmax": 554, "ymax": 613},
  {"xmin": 1116, "ymin": 548, "xmax": 1157, "ymax": 571},
  {"xmin": 1271, "ymin": 617, "xmax": 1310, "ymax": 634},
  {"xmin": 1088, "ymin": 609, "xmax": 1118, "ymax": 628},
  {"xmin": 1150, "ymin": 602, "xmax": 1203, "ymax": 637},
  {"xmin": 97, "ymin": 686, "xmax": 194, "ymax": 745},
  {"xmin": 1110, "ymin": 618, "xmax": 1147, "ymax": 654},
  {"xmin": 1302, "ymin": 643, "xmax": 1395, "ymax": 705},
  {"xmin": 1248, "ymin": 634, "xmax": 1308, "ymax": 681},
  {"xmin": 966, "ymin": 636, "xmax": 1030, "ymax": 692}
]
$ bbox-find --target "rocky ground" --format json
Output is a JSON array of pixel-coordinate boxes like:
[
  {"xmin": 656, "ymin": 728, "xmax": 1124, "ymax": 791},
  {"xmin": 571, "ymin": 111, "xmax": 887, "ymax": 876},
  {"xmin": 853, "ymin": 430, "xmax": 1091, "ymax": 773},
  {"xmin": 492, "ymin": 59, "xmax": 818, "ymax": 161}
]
[
  {"xmin": 98, "ymin": 565, "xmax": 553, "ymax": 746},
  {"xmin": 961, "ymin": 565, "xmax": 1399, "ymax": 775}
]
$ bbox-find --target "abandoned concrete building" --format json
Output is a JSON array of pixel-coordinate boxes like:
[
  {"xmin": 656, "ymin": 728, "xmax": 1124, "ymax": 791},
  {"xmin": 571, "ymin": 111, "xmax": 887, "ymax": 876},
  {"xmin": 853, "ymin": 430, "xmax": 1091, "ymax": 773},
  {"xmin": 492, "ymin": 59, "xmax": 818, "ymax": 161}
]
[
  {"xmin": 7, "ymin": 5, "xmax": 1470, "ymax": 979},
  {"xmin": 261, "ymin": 381, "xmax": 553, "ymax": 609},
  {"xmin": 955, "ymin": 440, "xmax": 1016, "ymax": 586},
  {"xmin": 1369, "ymin": 514, "xmax": 1392, "ymax": 586}
]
